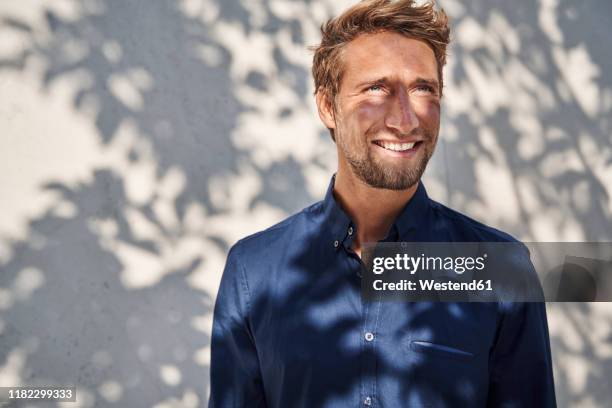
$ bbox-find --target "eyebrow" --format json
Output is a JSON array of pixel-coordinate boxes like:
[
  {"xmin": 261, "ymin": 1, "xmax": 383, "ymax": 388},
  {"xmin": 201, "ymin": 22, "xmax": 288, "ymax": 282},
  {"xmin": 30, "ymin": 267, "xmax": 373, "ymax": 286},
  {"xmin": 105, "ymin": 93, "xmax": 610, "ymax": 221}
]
[
  {"xmin": 414, "ymin": 77, "xmax": 440, "ymax": 89},
  {"xmin": 354, "ymin": 76, "xmax": 390, "ymax": 89},
  {"xmin": 356, "ymin": 76, "xmax": 440, "ymax": 90}
]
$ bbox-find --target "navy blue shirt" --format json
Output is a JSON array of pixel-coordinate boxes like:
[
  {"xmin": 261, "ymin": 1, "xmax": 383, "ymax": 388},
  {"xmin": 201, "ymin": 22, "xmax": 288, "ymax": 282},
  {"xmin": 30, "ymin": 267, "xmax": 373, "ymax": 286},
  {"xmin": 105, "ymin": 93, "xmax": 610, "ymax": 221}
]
[{"xmin": 209, "ymin": 176, "xmax": 556, "ymax": 407}]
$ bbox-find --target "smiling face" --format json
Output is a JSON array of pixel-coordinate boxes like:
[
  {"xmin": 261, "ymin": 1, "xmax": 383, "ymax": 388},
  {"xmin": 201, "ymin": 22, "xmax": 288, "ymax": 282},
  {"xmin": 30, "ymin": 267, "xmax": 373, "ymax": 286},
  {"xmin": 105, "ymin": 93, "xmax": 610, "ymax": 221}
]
[{"xmin": 317, "ymin": 31, "xmax": 441, "ymax": 190}]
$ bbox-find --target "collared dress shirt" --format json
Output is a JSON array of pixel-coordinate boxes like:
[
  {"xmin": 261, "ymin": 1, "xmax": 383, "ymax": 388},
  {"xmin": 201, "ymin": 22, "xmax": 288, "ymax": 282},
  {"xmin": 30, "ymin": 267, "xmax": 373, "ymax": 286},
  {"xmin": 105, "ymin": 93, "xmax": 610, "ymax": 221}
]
[{"xmin": 209, "ymin": 176, "xmax": 556, "ymax": 407}]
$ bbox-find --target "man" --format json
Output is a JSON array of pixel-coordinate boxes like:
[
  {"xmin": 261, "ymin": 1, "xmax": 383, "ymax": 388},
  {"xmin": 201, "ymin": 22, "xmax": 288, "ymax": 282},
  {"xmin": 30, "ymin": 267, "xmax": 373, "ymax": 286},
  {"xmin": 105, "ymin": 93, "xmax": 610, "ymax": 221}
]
[{"xmin": 209, "ymin": 0, "xmax": 556, "ymax": 407}]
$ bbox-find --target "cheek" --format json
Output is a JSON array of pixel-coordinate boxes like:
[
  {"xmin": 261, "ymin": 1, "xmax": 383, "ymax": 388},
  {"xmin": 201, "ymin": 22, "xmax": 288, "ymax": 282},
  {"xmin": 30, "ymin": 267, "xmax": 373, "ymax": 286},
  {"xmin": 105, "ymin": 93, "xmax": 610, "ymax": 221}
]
[
  {"xmin": 414, "ymin": 100, "xmax": 440, "ymax": 130},
  {"xmin": 355, "ymin": 100, "xmax": 386, "ymax": 128}
]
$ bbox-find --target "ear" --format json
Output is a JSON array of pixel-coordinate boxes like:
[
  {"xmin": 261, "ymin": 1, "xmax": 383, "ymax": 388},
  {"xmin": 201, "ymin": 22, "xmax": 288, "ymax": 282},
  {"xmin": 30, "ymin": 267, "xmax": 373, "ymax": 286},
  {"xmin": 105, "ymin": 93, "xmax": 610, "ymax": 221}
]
[{"xmin": 315, "ymin": 90, "xmax": 337, "ymax": 131}]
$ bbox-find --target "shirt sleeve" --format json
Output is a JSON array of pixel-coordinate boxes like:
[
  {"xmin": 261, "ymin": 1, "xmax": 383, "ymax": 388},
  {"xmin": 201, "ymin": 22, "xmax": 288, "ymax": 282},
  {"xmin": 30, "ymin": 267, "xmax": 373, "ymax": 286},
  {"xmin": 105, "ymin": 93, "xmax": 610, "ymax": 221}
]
[
  {"xmin": 486, "ymin": 301, "xmax": 556, "ymax": 407},
  {"xmin": 209, "ymin": 244, "xmax": 267, "ymax": 408}
]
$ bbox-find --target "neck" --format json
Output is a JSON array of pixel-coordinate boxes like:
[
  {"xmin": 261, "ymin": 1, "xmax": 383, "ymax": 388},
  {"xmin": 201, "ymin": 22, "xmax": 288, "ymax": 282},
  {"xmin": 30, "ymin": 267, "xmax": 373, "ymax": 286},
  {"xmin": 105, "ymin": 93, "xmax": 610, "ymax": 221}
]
[{"xmin": 333, "ymin": 165, "xmax": 419, "ymax": 256}]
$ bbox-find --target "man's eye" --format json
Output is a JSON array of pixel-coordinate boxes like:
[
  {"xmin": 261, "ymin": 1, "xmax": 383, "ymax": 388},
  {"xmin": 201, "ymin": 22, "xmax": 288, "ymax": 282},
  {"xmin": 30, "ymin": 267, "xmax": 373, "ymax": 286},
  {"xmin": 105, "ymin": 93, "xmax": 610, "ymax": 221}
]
[
  {"xmin": 415, "ymin": 85, "xmax": 436, "ymax": 94},
  {"xmin": 367, "ymin": 84, "xmax": 384, "ymax": 93}
]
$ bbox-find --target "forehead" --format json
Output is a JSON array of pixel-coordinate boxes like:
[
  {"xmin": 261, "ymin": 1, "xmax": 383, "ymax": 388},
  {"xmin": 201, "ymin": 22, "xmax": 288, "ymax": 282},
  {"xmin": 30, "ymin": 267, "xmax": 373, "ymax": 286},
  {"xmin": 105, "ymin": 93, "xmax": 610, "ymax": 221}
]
[{"xmin": 340, "ymin": 31, "xmax": 438, "ymax": 84}]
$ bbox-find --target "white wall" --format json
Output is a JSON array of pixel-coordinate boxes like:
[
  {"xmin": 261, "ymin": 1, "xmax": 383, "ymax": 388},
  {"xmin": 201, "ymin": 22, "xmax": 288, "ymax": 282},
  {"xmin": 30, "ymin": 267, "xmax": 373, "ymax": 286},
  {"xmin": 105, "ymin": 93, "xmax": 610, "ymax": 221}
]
[{"xmin": 1, "ymin": 0, "xmax": 611, "ymax": 406}]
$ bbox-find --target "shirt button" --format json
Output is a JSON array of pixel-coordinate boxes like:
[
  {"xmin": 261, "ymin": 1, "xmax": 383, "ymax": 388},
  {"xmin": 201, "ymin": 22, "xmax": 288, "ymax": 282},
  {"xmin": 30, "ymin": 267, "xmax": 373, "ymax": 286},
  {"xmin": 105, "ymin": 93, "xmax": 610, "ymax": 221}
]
[
  {"xmin": 333, "ymin": 240, "xmax": 339, "ymax": 248},
  {"xmin": 348, "ymin": 226, "xmax": 353, "ymax": 236},
  {"xmin": 363, "ymin": 396, "xmax": 372, "ymax": 406},
  {"xmin": 364, "ymin": 332, "xmax": 375, "ymax": 342}
]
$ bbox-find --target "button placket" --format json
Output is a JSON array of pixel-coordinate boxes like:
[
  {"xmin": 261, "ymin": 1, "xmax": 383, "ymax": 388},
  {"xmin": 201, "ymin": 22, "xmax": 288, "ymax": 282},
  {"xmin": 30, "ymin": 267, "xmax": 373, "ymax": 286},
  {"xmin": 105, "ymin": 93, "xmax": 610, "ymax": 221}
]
[{"xmin": 360, "ymin": 293, "xmax": 382, "ymax": 408}]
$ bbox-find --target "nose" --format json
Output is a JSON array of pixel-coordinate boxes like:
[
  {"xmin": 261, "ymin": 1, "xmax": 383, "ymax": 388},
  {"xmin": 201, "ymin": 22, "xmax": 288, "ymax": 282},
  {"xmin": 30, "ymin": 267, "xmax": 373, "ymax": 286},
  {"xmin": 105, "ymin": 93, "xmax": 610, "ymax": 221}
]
[{"xmin": 384, "ymin": 88, "xmax": 419, "ymax": 136}]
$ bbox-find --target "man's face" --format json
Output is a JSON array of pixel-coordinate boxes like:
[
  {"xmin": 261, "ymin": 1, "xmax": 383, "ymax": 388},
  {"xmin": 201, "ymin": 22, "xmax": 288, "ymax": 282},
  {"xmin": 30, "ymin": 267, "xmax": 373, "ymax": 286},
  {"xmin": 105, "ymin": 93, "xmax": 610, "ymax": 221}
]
[{"xmin": 319, "ymin": 31, "xmax": 441, "ymax": 190}]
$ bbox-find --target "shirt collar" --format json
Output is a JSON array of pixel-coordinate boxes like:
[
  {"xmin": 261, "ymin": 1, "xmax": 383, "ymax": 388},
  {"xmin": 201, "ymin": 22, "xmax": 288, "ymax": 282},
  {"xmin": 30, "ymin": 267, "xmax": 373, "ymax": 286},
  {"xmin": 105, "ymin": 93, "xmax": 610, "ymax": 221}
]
[
  {"xmin": 321, "ymin": 174, "xmax": 431, "ymax": 251},
  {"xmin": 322, "ymin": 174, "xmax": 353, "ymax": 251},
  {"xmin": 392, "ymin": 179, "xmax": 430, "ymax": 240}
]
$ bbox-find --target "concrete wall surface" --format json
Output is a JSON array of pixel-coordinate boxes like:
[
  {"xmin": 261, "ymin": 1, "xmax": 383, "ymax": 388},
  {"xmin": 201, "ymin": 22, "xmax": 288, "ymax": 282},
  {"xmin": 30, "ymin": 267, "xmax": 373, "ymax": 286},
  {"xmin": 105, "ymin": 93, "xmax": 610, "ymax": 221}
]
[{"xmin": 1, "ymin": 0, "xmax": 611, "ymax": 406}]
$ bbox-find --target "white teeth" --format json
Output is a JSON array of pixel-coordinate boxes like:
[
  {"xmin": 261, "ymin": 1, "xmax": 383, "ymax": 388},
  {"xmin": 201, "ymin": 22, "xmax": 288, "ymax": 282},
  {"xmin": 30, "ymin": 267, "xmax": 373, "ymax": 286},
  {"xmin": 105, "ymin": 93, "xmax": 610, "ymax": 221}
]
[{"xmin": 379, "ymin": 141, "xmax": 416, "ymax": 151}]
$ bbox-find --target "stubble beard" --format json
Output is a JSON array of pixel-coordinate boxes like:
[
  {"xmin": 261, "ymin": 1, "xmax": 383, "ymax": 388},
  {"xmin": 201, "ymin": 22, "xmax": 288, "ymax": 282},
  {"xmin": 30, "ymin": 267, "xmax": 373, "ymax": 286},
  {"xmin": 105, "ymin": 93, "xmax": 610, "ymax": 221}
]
[{"xmin": 338, "ymin": 129, "xmax": 437, "ymax": 190}]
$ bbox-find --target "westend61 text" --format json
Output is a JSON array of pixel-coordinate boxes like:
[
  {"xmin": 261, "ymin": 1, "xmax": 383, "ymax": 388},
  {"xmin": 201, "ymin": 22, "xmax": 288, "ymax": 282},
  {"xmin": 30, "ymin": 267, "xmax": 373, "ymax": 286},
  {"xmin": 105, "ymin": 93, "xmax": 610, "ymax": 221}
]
[{"xmin": 373, "ymin": 279, "xmax": 493, "ymax": 291}]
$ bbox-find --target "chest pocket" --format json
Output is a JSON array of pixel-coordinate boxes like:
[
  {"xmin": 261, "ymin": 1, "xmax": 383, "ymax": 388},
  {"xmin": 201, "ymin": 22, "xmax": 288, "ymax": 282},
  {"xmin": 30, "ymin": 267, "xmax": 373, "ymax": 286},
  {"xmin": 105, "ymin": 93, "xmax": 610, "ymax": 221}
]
[{"xmin": 409, "ymin": 340, "xmax": 475, "ymax": 362}]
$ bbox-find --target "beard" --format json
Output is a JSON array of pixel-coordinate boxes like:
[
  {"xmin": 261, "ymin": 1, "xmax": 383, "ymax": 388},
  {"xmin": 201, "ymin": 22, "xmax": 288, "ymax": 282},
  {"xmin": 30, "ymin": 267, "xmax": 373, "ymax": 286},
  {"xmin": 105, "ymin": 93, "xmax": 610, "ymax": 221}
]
[{"xmin": 338, "ymin": 128, "xmax": 437, "ymax": 190}]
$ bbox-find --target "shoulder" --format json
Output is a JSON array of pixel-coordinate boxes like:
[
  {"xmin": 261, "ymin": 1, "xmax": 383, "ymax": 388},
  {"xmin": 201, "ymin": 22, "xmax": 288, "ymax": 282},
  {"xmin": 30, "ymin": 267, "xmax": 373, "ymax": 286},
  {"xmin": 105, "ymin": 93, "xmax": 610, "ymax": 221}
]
[
  {"xmin": 224, "ymin": 201, "xmax": 325, "ymax": 297},
  {"xmin": 229, "ymin": 200, "xmax": 324, "ymax": 263},
  {"xmin": 428, "ymin": 199, "xmax": 519, "ymax": 243}
]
